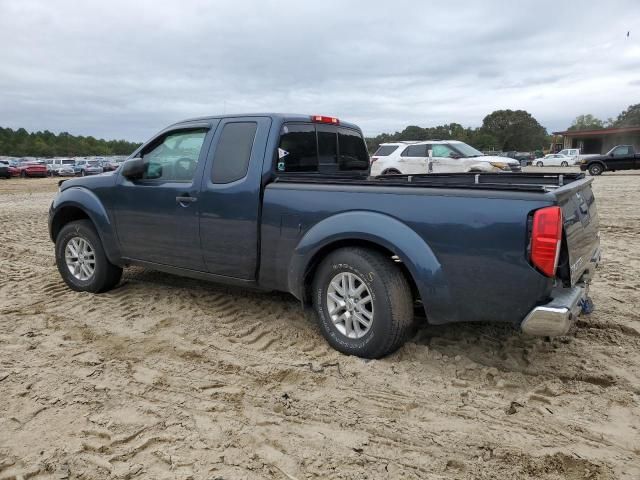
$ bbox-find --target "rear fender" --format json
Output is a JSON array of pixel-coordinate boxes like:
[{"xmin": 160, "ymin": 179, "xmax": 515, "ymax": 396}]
[
  {"xmin": 289, "ymin": 211, "xmax": 456, "ymax": 324},
  {"xmin": 49, "ymin": 187, "xmax": 122, "ymax": 264}
]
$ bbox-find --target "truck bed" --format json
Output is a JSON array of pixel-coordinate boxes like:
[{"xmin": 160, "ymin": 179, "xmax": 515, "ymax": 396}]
[{"xmin": 273, "ymin": 172, "xmax": 586, "ymax": 193}]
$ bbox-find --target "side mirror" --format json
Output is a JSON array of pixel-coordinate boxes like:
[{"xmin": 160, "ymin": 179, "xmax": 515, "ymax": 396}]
[{"xmin": 121, "ymin": 158, "xmax": 146, "ymax": 180}]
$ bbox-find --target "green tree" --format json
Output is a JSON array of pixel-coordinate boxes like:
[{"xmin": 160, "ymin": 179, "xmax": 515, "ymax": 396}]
[
  {"xmin": 0, "ymin": 126, "xmax": 141, "ymax": 157},
  {"xmin": 567, "ymin": 114, "xmax": 604, "ymax": 131},
  {"xmin": 613, "ymin": 103, "xmax": 640, "ymax": 127},
  {"xmin": 480, "ymin": 109, "xmax": 548, "ymax": 151}
]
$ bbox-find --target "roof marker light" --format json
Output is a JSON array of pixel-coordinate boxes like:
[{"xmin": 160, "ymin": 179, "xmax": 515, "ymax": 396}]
[{"xmin": 311, "ymin": 115, "xmax": 340, "ymax": 125}]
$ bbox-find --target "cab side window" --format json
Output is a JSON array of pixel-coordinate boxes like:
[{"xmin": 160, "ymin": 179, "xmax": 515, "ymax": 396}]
[
  {"xmin": 211, "ymin": 122, "xmax": 258, "ymax": 183},
  {"xmin": 141, "ymin": 129, "xmax": 207, "ymax": 182},
  {"xmin": 612, "ymin": 146, "xmax": 630, "ymax": 156}
]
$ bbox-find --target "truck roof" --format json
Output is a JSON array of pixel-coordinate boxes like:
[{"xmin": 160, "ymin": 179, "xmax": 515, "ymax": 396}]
[{"xmin": 173, "ymin": 113, "xmax": 361, "ymax": 131}]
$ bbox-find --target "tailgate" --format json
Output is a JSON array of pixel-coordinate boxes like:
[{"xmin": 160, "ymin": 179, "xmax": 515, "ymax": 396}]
[{"xmin": 554, "ymin": 178, "xmax": 600, "ymax": 285}]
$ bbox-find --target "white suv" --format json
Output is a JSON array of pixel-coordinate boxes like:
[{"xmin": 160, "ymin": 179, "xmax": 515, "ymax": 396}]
[{"xmin": 370, "ymin": 140, "xmax": 521, "ymax": 176}]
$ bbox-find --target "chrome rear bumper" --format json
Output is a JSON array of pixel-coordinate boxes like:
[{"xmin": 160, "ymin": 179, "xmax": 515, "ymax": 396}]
[
  {"xmin": 521, "ymin": 248, "xmax": 600, "ymax": 337},
  {"xmin": 521, "ymin": 284, "xmax": 589, "ymax": 336}
]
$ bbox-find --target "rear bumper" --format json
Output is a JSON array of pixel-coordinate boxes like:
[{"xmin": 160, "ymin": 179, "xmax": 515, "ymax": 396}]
[{"xmin": 521, "ymin": 248, "xmax": 600, "ymax": 336}]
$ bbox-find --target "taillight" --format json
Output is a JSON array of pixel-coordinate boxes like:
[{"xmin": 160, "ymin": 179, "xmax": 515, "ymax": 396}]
[
  {"xmin": 310, "ymin": 115, "xmax": 340, "ymax": 125},
  {"xmin": 530, "ymin": 206, "xmax": 563, "ymax": 277},
  {"xmin": 370, "ymin": 157, "xmax": 378, "ymax": 164}
]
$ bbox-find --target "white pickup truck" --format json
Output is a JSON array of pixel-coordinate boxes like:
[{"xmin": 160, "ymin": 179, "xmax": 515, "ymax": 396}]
[{"xmin": 557, "ymin": 148, "xmax": 600, "ymax": 163}]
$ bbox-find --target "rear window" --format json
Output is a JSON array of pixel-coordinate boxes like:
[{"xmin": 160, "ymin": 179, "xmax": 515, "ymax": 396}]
[
  {"xmin": 373, "ymin": 145, "xmax": 399, "ymax": 156},
  {"xmin": 278, "ymin": 123, "xmax": 369, "ymax": 174},
  {"xmin": 278, "ymin": 124, "xmax": 317, "ymax": 172}
]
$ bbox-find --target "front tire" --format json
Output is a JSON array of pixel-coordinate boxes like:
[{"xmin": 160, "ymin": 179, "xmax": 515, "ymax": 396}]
[
  {"xmin": 588, "ymin": 163, "xmax": 603, "ymax": 176},
  {"xmin": 536, "ymin": 161, "xmax": 544, "ymax": 167},
  {"xmin": 312, "ymin": 247, "xmax": 413, "ymax": 358},
  {"xmin": 381, "ymin": 169, "xmax": 402, "ymax": 175},
  {"xmin": 55, "ymin": 220, "xmax": 122, "ymax": 293},
  {"xmin": 561, "ymin": 161, "xmax": 568, "ymax": 167}
]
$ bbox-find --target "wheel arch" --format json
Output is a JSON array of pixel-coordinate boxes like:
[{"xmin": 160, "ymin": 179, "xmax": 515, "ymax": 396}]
[
  {"xmin": 50, "ymin": 205, "xmax": 91, "ymax": 241},
  {"xmin": 289, "ymin": 211, "xmax": 455, "ymax": 324},
  {"xmin": 49, "ymin": 187, "xmax": 122, "ymax": 265}
]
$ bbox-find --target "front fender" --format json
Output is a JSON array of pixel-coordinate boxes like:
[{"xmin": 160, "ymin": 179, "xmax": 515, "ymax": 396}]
[
  {"xmin": 289, "ymin": 211, "xmax": 456, "ymax": 324},
  {"xmin": 466, "ymin": 162, "xmax": 497, "ymax": 172},
  {"xmin": 49, "ymin": 187, "xmax": 122, "ymax": 265}
]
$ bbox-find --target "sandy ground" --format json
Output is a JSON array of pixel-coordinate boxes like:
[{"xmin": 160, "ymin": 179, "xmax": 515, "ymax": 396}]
[{"xmin": 0, "ymin": 169, "xmax": 639, "ymax": 480}]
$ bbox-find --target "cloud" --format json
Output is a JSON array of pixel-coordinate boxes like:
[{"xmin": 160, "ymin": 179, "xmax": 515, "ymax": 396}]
[{"xmin": 1, "ymin": 0, "xmax": 639, "ymax": 140}]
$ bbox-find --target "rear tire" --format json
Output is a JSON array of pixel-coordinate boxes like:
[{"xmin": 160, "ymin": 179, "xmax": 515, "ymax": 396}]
[
  {"xmin": 588, "ymin": 163, "xmax": 603, "ymax": 176},
  {"xmin": 20, "ymin": 170, "xmax": 26, "ymax": 178},
  {"xmin": 561, "ymin": 161, "xmax": 568, "ymax": 167},
  {"xmin": 312, "ymin": 247, "xmax": 414, "ymax": 358},
  {"xmin": 55, "ymin": 220, "xmax": 122, "ymax": 293},
  {"xmin": 381, "ymin": 169, "xmax": 401, "ymax": 175}
]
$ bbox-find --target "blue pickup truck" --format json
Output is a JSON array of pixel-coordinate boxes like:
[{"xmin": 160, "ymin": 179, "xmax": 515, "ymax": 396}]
[{"xmin": 49, "ymin": 114, "xmax": 601, "ymax": 358}]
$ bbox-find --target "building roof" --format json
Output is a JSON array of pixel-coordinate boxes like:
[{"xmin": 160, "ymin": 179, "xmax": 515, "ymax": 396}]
[{"xmin": 553, "ymin": 126, "xmax": 640, "ymax": 136}]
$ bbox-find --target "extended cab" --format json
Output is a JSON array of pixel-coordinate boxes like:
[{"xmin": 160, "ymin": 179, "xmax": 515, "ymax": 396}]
[
  {"xmin": 580, "ymin": 145, "xmax": 640, "ymax": 176},
  {"xmin": 49, "ymin": 114, "xmax": 601, "ymax": 358}
]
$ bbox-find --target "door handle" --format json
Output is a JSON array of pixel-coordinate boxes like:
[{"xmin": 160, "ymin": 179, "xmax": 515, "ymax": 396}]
[{"xmin": 176, "ymin": 195, "xmax": 197, "ymax": 205}]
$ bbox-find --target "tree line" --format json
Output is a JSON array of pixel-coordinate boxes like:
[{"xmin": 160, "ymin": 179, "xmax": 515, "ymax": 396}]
[
  {"xmin": 0, "ymin": 127, "xmax": 141, "ymax": 157},
  {"xmin": 365, "ymin": 103, "xmax": 640, "ymax": 153},
  {"xmin": 3, "ymin": 103, "xmax": 638, "ymax": 158}
]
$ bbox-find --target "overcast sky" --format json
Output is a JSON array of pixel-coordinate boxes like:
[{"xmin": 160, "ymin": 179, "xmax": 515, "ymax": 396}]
[{"xmin": 1, "ymin": 0, "xmax": 639, "ymax": 141}]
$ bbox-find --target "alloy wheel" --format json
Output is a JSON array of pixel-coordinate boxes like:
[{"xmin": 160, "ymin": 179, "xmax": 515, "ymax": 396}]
[
  {"xmin": 65, "ymin": 236, "xmax": 96, "ymax": 281},
  {"xmin": 326, "ymin": 272, "xmax": 374, "ymax": 339}
]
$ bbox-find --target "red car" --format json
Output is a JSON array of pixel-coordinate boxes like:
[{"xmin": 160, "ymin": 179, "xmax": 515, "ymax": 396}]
[{"xmin": 16, "ymin": 161, "xmax": 47, "ymax": 178}]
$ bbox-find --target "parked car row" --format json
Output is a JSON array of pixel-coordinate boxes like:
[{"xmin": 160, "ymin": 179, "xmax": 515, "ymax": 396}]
[{"xmin": 0, "ymin": 157, "xmax": 125, "ymax": 178}]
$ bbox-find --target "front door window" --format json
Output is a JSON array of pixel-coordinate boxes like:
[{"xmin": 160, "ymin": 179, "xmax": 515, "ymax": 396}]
[{"xmin": 141, "ymin": 129, "xmax": 207, "ymax": 182}]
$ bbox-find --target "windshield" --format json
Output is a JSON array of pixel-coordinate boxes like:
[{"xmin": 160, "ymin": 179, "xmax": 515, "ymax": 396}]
[{"xmin": 450, "ymin": 142, "xmax": 484, "ymax": 157}]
